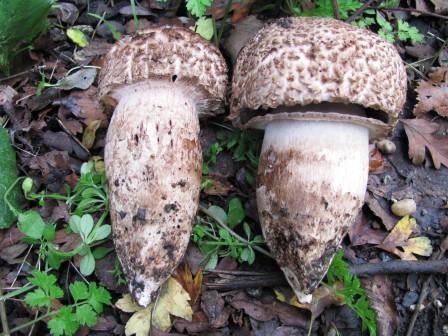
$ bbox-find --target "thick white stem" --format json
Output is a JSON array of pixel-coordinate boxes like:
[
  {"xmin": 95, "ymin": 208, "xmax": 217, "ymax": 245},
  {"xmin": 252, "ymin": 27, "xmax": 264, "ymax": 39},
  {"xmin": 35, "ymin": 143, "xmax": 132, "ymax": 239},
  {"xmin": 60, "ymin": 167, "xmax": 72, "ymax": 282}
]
[
  {"xmin": 104, "ymin": 83, "xmax": 201, "ymax": 307},
  {"xmin": 257, "ymin": 120, "xmax": 369, "ymax": 302}
]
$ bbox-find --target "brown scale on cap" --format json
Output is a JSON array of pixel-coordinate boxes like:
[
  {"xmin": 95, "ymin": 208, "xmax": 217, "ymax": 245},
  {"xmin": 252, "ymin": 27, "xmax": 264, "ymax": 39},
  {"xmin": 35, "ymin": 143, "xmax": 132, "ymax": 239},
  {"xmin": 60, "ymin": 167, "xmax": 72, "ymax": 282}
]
[
  {"xmin": 99, "ymin": 26, "xmax": 228, "ymax": 307},
  {"xmin": 230, "ymin": 17, "xmax": 407, "ymax": 138},
  {"xmin": 230, "ymin": 17, "xmax": 406, "ymax": 302}
]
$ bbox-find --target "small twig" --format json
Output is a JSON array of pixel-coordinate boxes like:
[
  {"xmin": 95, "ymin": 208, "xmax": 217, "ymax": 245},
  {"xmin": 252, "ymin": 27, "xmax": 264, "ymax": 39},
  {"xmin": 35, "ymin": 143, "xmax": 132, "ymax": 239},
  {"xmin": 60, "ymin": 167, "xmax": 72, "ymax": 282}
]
[
  {"xmin": 346, "ymin": 0, "xmax": 380, "ymax": 23},
  {"xmin": 406, "ymin": 236, "xmax": 448, "ymax": 336},
  {"xmin": 376, "ymin": 7, "xmax": 448, "ymax": 20},
  {"xmin": 331, "ymin": 0, "xmax": 340, "ymax": 20},
  {"xmin": 0, "ymin": 287, "xmax": 10, "ymax": 336},
  {"xmin": 350, "ymin": 259, "xmax": 448, "ymax": 276},
  {"xmin": 199, "ymin": 205, "xmax": 273, "ymax": 259}
]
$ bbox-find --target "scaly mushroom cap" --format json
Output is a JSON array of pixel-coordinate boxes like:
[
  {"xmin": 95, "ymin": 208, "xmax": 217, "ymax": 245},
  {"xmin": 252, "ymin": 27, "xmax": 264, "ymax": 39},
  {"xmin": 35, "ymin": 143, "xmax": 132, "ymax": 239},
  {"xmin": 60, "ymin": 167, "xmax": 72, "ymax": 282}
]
[
  {"xmin": 99, "ymin": 25, "xmax": 228, "ymax": 117},
  {"xmin": 230, "ymin": 17, "xmax": 407, "ymax": 139}
]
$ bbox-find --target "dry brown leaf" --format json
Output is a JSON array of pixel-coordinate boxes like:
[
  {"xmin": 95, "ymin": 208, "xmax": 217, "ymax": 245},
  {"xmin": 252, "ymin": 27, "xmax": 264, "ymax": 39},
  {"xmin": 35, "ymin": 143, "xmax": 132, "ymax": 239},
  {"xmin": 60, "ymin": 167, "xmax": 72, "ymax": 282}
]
[
  {"xmin": 349, "ymin": 212, "xmax": 387, "ymax": 246},
  {"xmin": 402, "ymin": 119, "xmax": 448, "ymax": 169},
  {"xmin": 377, "ymin": 216, "xmax": 433, "ymax": 260},
  {"xmin": 362, "ymin": 275, "xmax": 398, "ymax": 336},
  {"xmin": 369, "ymin": 145, "xmax": 385, "ymax": 173},
  {"xmin": 203, "ymin": 173, "xmax": 233, "ymax": 196},
  {"xmin": 65, "ymin": 87, "xmax": 108, "ymax": 126},
  {"xmin": 414, "ymin": 67, "xmax": 448, "ymax": 117},
  {"xmin": 173, "ymin": 264, "xmax": 203, "ymax": 305}
]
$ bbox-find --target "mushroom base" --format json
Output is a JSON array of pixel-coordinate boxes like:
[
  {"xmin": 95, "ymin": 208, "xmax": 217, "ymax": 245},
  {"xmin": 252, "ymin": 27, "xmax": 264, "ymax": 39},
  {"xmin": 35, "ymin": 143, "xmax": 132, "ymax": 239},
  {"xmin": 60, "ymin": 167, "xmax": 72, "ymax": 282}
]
[
  {"xmin": 257, "ymin": 120, "xmax": 369, "ymax": 302},
  {"xmin": 104, "ymin": 84, "xmax": 202, "ymax": 307}
]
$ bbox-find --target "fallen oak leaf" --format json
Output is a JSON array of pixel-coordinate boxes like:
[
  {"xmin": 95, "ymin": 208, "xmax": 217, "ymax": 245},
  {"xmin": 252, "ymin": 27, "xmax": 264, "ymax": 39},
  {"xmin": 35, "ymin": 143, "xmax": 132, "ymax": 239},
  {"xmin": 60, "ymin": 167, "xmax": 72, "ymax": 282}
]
[
  {"xmin": 115, "ymin": 277, "xmax": 193, "ymax": 335},
  {"xmin": 376, "ymin": 216, "xmax": 432, "ymax": 260},
  {"xmin": 402, "ymin": 119, "xmax": 448, "ymax": 169},
  {"xmin": 414, "ymin": 67, "xmax": 448, "ymax": 117}
]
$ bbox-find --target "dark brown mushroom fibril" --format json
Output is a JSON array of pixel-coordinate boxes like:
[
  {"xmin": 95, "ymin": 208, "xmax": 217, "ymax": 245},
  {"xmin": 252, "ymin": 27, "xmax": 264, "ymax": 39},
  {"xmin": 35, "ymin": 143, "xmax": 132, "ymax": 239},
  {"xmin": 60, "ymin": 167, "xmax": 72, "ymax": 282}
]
[
  {"xmin": 98, "ymin": 26, "xmax": 227, "ymax": 307},
  {"xmin": 230, "ymin": 17, "xmax": 407, "ymax": 303}
]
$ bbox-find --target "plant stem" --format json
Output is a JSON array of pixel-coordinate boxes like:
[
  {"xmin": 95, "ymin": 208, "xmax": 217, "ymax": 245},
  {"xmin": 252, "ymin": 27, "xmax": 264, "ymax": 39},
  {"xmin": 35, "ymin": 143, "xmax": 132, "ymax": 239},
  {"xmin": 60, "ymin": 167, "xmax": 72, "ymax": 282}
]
[
  {"xmin": 0, "ymin": 287, "xmax": 9, "ymax": 336},
  {"xmin": 0, "ymin": 284, "xmax": 35, "ymax": 301},
  {"xmin": 3, "ymin": 177, "xmax": 23, "ymax": 217},
  {"xmin": 217, "ymin": 0, "xmax": 233, "ymax": 43},
  {"xmin": 199, "ymin": 205, "xmax": 273, "ymax": 259},
  {"xmin": 0, "ymin": 310, "xmax": 56, "ymax": 336}
]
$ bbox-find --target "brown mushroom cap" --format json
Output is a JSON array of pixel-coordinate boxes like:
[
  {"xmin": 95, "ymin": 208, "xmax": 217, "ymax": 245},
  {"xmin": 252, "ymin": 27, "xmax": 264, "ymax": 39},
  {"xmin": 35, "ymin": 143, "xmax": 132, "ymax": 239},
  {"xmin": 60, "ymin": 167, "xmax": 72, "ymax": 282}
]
[
  {"xmin": 99, "ymin": 25, "xmax": 228, "ymax": 117},
  {"xmin": 230, "ymin": 17, "xmax": 407, "ymax": 139}
]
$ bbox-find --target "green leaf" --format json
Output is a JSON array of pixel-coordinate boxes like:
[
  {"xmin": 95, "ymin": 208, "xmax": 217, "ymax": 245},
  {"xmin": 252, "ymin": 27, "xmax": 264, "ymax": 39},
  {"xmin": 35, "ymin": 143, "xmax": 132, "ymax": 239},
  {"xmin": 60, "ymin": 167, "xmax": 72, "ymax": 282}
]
[
  {"xmin": 21, "ymin": 177, "xmax": 33, "ymax": 194},
  {"xmin": 0, "ymin": 0, "xmax": 54, "ymax": 73},
  {"xmin": 207, "ymin": 205, "xmax": 227, "ymax": 224},
  {"xmin": 243, "ymin": 222, "xmax": 251, "ymax": 240},
  {"xmin": 194, "ymin": 17, "xmax": 214, "ymax": 40},
  {"xmin": 24, "ymin": 288, "xmax": 50, "ymax": 307},
  {"xmin": 228, "ymin": 198, "xmax": 245, "ymax": 228},
  {"xmin": 186, "ymin": 0, "xmax": 212, "ymax": 17},
  {"xmin": 75, "ymin": 304, "xmax": 97, "ymax": 327},
  {"xmin": 66, "ymin": 28, "xmax": 89, "ymax": 47},
  {"xmin": 69, "ymin": 281, "xmax": 89, "ymax": 302},
  {"xmin": 80, "ymin": 250, "xmax": 95, "ymax": 276},
  {"xmin": 43, "ymin": 224, "xmax": 56, "ymax": 241},
  {"xmin": 69, "ymin": 215, "xmax": 81, "ymax": 234},
  {"xmin": 0, "ymin": 128, "xmax": 20, "ymax": 228},
  {"xmin": 92, "ymin": 246, "xmax": 113, "ymax": 259},
  {"xmin": 88, "ymin": 282, "xmax": 111, "ymax": 313},
  {"xmin": 48, "ymin": 306, "xmax": 80, "ymax": 336},
  {"xmin": 90, "ymin": 224, "xmax": 111, "ymax": 242},
  {"xmin": 17, "ymin": 210, "xmax": 46, "ymax": 239},
  {"xmin": 79, "ymin": 214, "xmax": 94, "ymax": 241}
]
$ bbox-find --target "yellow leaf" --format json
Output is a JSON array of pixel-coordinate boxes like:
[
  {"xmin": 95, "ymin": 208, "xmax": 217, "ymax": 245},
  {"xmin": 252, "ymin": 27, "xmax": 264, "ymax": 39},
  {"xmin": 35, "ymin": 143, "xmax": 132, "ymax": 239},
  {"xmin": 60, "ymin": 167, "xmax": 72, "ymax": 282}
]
[
  {"xmin": 115, "ymin": 294, "xmax": 141, "ymax": 313},
  {"xmin": 66, "ymin": 28, "xmax": 89, "ymax": 47},
  {"xmin": 274, "ymin": 289, "xmax": 286, "ymax": 303},
  {"xmin": 124, "ymin": 306, "xmax": 152, "ymax": 336},
  {"xmin": 82, "ymin": 120, "xmax": 101, "ymax": 149},
  {"xmin": 153, "ymin": 277, "xmax": 193, "ymax": 331},
  {"xmin": 378, "ymin": 216, "xmax": 433, "ymax": 260}
]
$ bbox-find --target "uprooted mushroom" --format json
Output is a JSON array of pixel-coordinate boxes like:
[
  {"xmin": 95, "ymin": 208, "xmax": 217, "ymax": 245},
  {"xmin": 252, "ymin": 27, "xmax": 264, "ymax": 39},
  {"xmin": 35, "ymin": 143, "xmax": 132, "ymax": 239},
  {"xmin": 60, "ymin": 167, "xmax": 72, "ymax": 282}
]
[
  {"xmin": 98, "ymin": 26, "xmax": 228, "ymax": 307},
  {"xmin": 230, "ymin": 17, "xmax": 407, "ymax": 302}
]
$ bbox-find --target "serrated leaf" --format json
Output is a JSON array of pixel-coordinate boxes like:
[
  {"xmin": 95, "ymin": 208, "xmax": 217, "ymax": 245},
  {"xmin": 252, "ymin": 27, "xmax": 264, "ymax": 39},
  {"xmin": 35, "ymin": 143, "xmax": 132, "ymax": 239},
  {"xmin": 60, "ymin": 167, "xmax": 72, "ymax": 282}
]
[
  {"xmin": 48, "ymin": 306, "xmax": 80, "ymax": 336},
  {"xmin": 88, "ymin": 282, "xmax": 111, "ymax": 313},
  {"xmin": 66, "ymin": 27, "xmax": 88, "ymax": 47},
  {"xmin": 69, "ymin": 281, "xmax": 89, "ymax": 302},
  {"xmin": 25, "ymin": 288, "xmax": 50, "ymax": 307},
  {"xmin": 0, "ymin": 127, "xmax": 19, "ymax": 228},
  {"xmin": 17, "ymin": 210, "xmax": 46, "ymax": 239},
  {"xmin": 76, "ymin": 304, "xmax": 97, "ymax": 327},
  {"xmin": 124, "ymin": 306, "xmax": 152, "ymax": 336},
  {"xmin": 414, "ymin": 67, "xmax": 448, "ymax": 118},
  {"xmin": 186, "ymin": 0, "xmax": 212, "ymax": 17},
  {"xmin": 194, "ymin": 17, "xmax": 214, "ymax": 40},
  {"xmin": 116, "ymin": 294, "xmax": 141, "ymax": 313}
]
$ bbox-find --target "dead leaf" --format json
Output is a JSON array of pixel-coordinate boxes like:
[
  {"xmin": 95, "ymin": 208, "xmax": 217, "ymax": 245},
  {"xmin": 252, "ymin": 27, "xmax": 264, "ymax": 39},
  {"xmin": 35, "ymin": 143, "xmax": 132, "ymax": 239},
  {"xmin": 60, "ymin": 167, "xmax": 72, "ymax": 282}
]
[
  {"xmin": 402, "ymin": 119, "xmax": 448, "ymax": 169},
  {"xmin": 414, "ymin": 67, "xmax": 448, "ymax": 117},
  {"xmin": 173, "ymin": 264, "xmax": 202, "ymax": 305},
  {"xmin": 429, "ymin": 0, "xmax": 448, "ymax": 14},
  {"xmin": 82, "ymin": 120, "xmax": 101, "ymax": 149},
  {"xmin": 62, "ymin": 87, "xmax": 108, "ymax": 126},
  {"xmin": 365, "ymin": 193, "xmax": 396, "ymax": 230},
  {"xmin": 0, "ymin": 243, "xmax": 28, "ymax": 264},
  {"xmin": 116, "ymin": 277, "xmax": 193, "ymax": 335},
  {"xmin": 0, "ymin": 226, "xmax": 24, "ymax": 249},
  {"xmin": 362, "ymin": 275, "xmax": 398, "ymax": 336},
  {"xmin": 203, "ymin": 173, "xmax": 233, "ymax": 196},
  {"xmin": 349, "ymin": 212, "xmax": 387, "ymax": 246},
  {"xmin": 369, "ymin": 145, "xmax": 385, "ymax": 173},
  {"xmin": 377, "ymin": 216, "xmax": 433, "ymax": 260},
  {"xmin": 200, "ymin": 290, "xmax": 230, "ymax": 328}
]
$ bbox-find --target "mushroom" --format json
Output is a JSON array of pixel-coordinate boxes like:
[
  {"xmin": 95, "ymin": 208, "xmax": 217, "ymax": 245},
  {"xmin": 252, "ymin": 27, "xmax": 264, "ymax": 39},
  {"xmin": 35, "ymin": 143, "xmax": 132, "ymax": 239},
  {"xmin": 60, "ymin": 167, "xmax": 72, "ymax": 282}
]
[
  {"xmin": 98, "ymin": 26, "xmax": 227, "ymax": 307},
  {"xmin": 230, "ymin": 17, "xmax": 406, "ymax": 302}
]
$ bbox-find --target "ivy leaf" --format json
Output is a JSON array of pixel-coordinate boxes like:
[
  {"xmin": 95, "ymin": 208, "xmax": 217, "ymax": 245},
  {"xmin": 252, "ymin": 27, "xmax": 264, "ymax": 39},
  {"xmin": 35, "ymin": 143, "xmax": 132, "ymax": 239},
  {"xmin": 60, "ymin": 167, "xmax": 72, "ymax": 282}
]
[
  {"xmin": 186, "ymin": 0, "xmax": 212, "ymax": 17},
  {"xmin": 0, "ymin": 127, "xmax": 20, "ymax": 228}
]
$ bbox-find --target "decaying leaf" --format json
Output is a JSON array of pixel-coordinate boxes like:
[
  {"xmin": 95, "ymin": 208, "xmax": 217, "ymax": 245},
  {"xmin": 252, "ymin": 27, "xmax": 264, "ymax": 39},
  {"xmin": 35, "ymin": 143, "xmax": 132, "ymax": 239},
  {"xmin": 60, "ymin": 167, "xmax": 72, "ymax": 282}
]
[
  {"xmin": 82, "ymin": 120, "xmax": 102, "ymax": 149},
  {"xmin": 414, "ymin": 67, "xmax": 448, "ymax": 117},
  {"xmin": 349, "ymin": 212, "xmax": 387, "ymax": 246},
  {"xmin": 402, "ymin": 119, "xmax": 448, "ymax": 169},
  {"xmin": 173, "ymin": 264, "xmax": 203, "ymax": 305},
  {"xmin": 377, "ymin": 216, "xmax": 433, "ymax": 260},
  {"xmin": 115, "ymin": 277, "xmax": 193, "ymax": 335},
  {"xmin": 203, "ymin": 173, "xmax": 233, "ymax": 196},
  {"xmin": 362, "ymin": 275, "xmax": 398, "ymax": 336},
  {"xmin": 369, "ymin": 145, "xmax": 385, "ymax": 173}
]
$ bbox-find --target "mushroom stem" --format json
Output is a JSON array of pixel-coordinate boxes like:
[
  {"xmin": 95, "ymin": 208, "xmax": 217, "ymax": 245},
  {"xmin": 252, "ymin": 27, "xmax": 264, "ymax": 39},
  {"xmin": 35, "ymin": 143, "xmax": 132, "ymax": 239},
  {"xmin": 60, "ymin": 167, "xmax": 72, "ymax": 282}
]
[
  {"xmin": 104, "ymin": 82, "xmax": 202, "ymax": 307},
  {"xmin": 257, "ymin": 120, "xmax": 369, "ymax": 303}
]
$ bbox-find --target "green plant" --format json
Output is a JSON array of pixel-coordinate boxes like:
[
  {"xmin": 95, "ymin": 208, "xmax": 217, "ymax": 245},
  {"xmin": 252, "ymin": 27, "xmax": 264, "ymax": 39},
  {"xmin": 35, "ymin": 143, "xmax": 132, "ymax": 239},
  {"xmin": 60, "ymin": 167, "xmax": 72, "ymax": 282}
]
[
  {"xmin": 286, "ymin": 0, "xmax": 362, "ymax": 20},
  {"xmin": 0, "ymin": 0, "xmax": 54, "ymax": 74},
  {"xmin": 88, "ymin": 13, "xmax": 122, "ymax": 41},
  {"xmin": 193, "ymin": 200, "xmax": 266, "ymax": 268},
  {"xmin": 109, "ymin": 257, "xmax": 127, "ymax": 286},
  {"xmin": 4, "ymin": 161, "xmax": 111, "ymax": 275},
  {"xmin": 323, "ymin": 250, "xmax": 376, "ymax": 336},
  {"xmin": 9, "ymin": 270, "xmax": 112, "ymax": 336}
]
